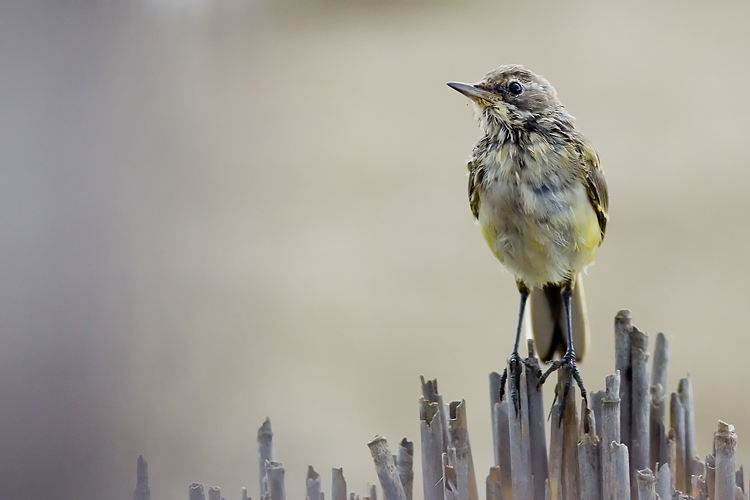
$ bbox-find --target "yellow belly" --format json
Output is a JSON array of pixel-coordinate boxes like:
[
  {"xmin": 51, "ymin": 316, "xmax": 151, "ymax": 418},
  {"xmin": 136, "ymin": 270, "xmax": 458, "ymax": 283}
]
[{"xmin": 478, "ymin": 185, "xmax": 601, "ymax": 288}]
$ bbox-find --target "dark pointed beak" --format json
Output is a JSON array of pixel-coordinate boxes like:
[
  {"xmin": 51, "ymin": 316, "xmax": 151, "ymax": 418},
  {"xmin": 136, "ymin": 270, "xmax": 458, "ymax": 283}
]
[{"xmin": 447, "ymin": 82, "xmax": 499, "ymax": 103}]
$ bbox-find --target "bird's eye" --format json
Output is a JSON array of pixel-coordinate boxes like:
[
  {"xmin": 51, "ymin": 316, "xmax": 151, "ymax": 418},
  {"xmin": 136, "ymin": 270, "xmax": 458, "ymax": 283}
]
[{"xmin": 508, "ymin": 81, "xmax": 523, "ymax": 95}]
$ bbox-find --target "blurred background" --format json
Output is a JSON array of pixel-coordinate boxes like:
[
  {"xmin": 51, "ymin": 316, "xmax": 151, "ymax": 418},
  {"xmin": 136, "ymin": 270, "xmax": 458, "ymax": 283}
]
[{"xmin": 1, "ymin": 0, "xmax": 749, "ymax": 498}]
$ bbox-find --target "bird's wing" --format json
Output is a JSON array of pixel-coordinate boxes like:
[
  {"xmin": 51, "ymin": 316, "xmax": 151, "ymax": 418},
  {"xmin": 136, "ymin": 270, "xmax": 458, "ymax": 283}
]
[
  {"xmin": 467, "ymin": 159, "xmax": 484, "ymax": 220},
  {"xmin": 578, "ymin": 140, "xmax": 609, "ymax": 242}
]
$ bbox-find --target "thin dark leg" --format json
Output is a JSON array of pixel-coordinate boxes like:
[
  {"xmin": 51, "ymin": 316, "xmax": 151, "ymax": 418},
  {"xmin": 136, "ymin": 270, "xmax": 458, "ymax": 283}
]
[
  {"xmin": 538, "ymin": 285, "xmax": 587, "ymax": 424},
  {"xmin": 499, "ymin": 284, "xmax": 529, "ymax": 414}
]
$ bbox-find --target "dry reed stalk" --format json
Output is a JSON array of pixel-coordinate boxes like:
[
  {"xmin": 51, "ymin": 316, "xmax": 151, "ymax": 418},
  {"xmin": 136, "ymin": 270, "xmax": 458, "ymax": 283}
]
[
  {"xmin": 332, "ymin": 468, "xmax": 347, "ymax": 500},
  {"xmin": 485, "ymin": 466, "xmax": 502, "ymax": 500},
  {"xmin": 208, "ymin": 486, "xmax": 221, "ymax": 500},
  {"xmin": 578, "ymin": 402, "xmax": 602, "ymax": 500},
  {"xmin": 257, "ymin": 418, "xmax": 273, "ymax": 498},
  {"xmin": 632, "ymin": 327, "xmax": 651, "ymax": 484},
  {"xmin": 525, "ymin": 340, "xmax": 549, "ymax": 500},
  {"xmin": 615, "ymin": 310, "xmax": 633, "ymax": 458},
  {"xmin": 671, "ymin": 392, "xmax": 687, "ymax": 493},
  {"xmin": 491, "ymin": 401, "xmax": 512, "ymax": 500},
  {"xmin": 650, "ymin": 332, "xmax": 671, "ymax": 472},
  {"xmin": 396, "ymin": 438, "xmax": 414, "ymax": 500},
  {"xmin": 242, "ymin": 488, "xmax": 249, "ymax": 500},
  {"xmin": 368, "ymin": 436, "xmax": 407, "ymax": 500},
  {"xmin": 265, "ymin": 461, "xmax": 285, "ymax": 500},
  {"xmin": 421, "ymin": 376, "xmax": 449, "ymax": 455},
  {"xmin": 134, "ymin": 455, "xmax": 151, "ymax": 500},
  {"xmin": 508, "ymin": 366, "xmax": 532, "ymax": 500},
  {"xmin": 190, "ymin": 483, "xmax": 206, "ymax": 500},
  {"xmin": 715, "ymin": 421, "xmax": 737, "ymax": 500},
  {"xmin": 678, "ymin": 377, "xmax": 696, "ymax": 476},
  {"xmin": 656, "ymin": 463, "xmax": 671, "ymax": 500},
  {"xmin": 448, "ymin": 400, "xmax": 479, "ymax": 500},
  {"xmin": 443, "ymin": 452, "xmax": 458, "ymax": 500},
  {"xmin": 306, "ymin": 466, "xmax": 323, "ymax": 500},
  {"xmin": 419, "ymin": 397, "xmax": 444, "ymax": 500},
  {"xmin": 636, "ymin": 468, "xmax": 656, "ymax": 500}
]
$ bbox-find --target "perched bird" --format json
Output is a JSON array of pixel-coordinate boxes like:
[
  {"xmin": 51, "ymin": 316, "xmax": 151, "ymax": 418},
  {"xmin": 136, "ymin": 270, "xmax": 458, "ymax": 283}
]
[{"xmin": 448, "ymin": 65, "xmax": 608, "ymax": 414}]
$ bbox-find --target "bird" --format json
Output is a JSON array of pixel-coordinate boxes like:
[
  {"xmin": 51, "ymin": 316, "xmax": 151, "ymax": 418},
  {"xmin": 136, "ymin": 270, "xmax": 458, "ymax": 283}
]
[{"xmin": 447, "ymin": 65, "xmax": 608, "ymax": 416}]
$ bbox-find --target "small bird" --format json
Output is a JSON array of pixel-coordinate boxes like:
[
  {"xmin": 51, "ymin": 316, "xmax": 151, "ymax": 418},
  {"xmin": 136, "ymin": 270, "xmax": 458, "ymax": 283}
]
[{"xmin": 448, "ymin": 65, "xmax": 608, "ymax": 414}]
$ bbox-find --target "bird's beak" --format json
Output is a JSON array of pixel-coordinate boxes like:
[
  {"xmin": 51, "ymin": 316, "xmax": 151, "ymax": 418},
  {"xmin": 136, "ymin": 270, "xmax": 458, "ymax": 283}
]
[{"xmin": 447, "ymin": 82, "xmax": 500, "ymax": 104}]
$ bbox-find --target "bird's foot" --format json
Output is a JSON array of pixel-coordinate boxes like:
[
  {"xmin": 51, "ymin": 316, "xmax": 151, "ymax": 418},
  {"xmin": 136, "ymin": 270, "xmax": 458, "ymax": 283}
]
[
  {"xmin": 538, "ymin": 350, "xmax": 587, "ymax": 425},
  {"xmin": 498, "ymin": 351, "xmax": 523, "ymax": 414}
]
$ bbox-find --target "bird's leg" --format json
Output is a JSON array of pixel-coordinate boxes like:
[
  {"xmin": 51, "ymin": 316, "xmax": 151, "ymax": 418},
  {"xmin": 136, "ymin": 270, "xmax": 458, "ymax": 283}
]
[
  {"xmin": 538, "ymin": 281, "xmax": 587, "ymax": 424},
  {"xmin": 499, "ymin": 282, "xmax": 529, "ymax": 414}
]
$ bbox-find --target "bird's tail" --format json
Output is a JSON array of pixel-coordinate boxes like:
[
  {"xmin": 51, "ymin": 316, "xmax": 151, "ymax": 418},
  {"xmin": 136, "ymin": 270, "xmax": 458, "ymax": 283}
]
[{"xmin": 525, "ymin": 276, "xmax": 590, "ymax": 363}]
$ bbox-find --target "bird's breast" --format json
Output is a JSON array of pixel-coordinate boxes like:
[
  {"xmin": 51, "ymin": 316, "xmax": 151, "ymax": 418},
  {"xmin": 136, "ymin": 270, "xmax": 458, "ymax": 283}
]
[{"xmin": 475, "ymin": 143, "xmax": 600, "ymax": 287}]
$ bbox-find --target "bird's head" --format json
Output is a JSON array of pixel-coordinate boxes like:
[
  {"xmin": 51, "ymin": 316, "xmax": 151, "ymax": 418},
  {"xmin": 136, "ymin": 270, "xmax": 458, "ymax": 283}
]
[{"xmin": 448, "ymin": 65, "xmax": 569, "ymax": 134}]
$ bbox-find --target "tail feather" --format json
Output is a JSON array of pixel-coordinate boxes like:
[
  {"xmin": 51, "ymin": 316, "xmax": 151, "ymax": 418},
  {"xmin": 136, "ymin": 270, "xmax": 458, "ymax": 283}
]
[{"xmin": 526, "ymin": 276, "xmax": 590, "ymax": 362}]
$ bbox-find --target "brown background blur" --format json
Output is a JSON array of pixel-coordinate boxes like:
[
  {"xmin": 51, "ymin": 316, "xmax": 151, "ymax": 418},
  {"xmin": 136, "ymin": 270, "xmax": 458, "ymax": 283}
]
[{"xmin": 1, "ymin": 1, "xmax": 749, "ymax": 498}]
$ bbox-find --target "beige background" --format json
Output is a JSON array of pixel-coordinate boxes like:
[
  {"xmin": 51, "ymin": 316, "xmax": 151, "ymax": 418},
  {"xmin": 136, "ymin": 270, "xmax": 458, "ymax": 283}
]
[{"xmin": 1, "ymin": 1, "xmax": 749, "ymax": 498}]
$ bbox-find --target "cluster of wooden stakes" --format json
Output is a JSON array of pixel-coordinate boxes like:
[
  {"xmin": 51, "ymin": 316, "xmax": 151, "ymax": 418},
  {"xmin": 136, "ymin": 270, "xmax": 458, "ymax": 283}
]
[{"xmin": 133, "ymin": 310, "xmax": 745, "ymax": 500}]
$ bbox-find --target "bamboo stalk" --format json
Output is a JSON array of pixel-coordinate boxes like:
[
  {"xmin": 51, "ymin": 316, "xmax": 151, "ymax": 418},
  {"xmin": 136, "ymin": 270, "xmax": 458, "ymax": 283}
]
[
  {"xmin": 631, "ymin": 326, "xmax": 651, "ymax": 488},
  {"xmin": 332, "ymin": 468, "xmax": 347, "ymax": 500},
  {"xmin": 421, "ymin": 376, "xmax": 449, "ymax": 454},
  {"xmin": 265, "ymin": 461, "xmax": 285, "ymax": 500},
  {"xmin": 636, "ymin": 469, "xmax": 656, "ymax": 500},
  {"xmin": 486, "ymin": 467, "xmax": 503, "ymax": 500},
  {"xmin": 258, "ymin": 418, "xmax": 274, "ymax": 498},
  {"xmin": 508, "ymin": 365, "xmax": 532, "ymax": 500},
  {"xmin": 396, "ymin": 438, "xmax": 414, "ymax": 500},
  {"xmin": 671, "ymin": 393, "xmax": 686, "ymax": 493},
  {"xmin": 420, "ymin": 397, "xmax": 444, "ymax": 500},
  {"xmin": 448, "ymin": 400, "xmax": 478, "ymax": 500},
  {"xmin": 306, "ymin": 466, "xmax": 322, "ymax": 500},
  {"xmin": 134, "ymin": 455, "xmax": 151, "ymax": 500},
  {"xmin": 655, "ymin": 463, "xmax": 671, "ymax": 500},
  {"xmin": 492, "ymin": 401, "xmax": 512, "ymax": 500},
  {"xmin": 525, "ymin": 339, "xmax": 549, "ymax": 500},
  {"xmin": 190, "ymin": 483, "xmax": 206, "ymax": 500},
  {"xmin": 615, "ymin": 310, "xmax": 633, "ymax": 458},
  {"xmin": 715, "ymin": 421, "xmax": 737, "ymax": 500},
  {"xmin": 208, "ymin": 486, "xmax": 221, "ymax": 500},
  {"xmin": 368, "ymin": 436, "xmax": 407, "ymax": 500}
]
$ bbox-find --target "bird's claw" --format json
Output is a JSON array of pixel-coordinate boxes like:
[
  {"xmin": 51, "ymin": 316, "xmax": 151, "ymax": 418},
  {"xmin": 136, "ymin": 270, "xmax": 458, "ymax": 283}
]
[
  {"xmin": 499, "ymin": 352, "xmax": 524, "ymax": 415},
  {"xmin": 538, "ymin": 350, "xmax": 587, "ymax": 425}
]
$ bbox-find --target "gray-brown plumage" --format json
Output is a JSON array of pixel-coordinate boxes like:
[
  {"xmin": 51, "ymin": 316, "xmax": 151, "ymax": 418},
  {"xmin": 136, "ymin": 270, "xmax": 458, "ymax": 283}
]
[{"xmin": 449, "ymin": 65, "xmax": 608, "ymax": 415}]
